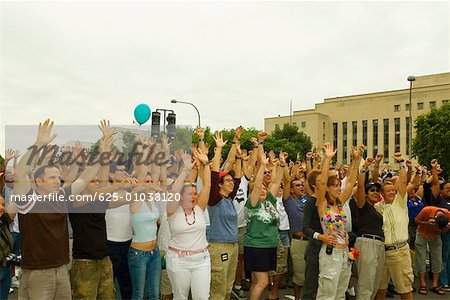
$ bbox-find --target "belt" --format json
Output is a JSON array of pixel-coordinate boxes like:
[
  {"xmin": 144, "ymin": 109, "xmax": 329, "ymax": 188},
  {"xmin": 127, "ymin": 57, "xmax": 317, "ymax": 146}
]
[
  {"xmin": 168, "ymin": 246, "xmax": 207, "ymax": 257},
  {"xmin": 385, "ymin": 241, "xmax": 407, "ymax": 251},
  {"xmin": 361, "ymin": 234, "xmax": 384, "ymax": 242},
  {"xmin": 292, "ymin": 235, "xmax": 308, "ymax": 241}
]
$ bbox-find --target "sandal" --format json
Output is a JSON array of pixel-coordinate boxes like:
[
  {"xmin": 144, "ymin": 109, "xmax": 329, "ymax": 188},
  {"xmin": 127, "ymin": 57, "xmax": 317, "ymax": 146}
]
[
  {"xmin": 419, "ymin": 286, "xmax": 427, "ymax": 295},
  {"xmin": 431, "ymin": 286, "xmax": 445, "ymax": 295}
]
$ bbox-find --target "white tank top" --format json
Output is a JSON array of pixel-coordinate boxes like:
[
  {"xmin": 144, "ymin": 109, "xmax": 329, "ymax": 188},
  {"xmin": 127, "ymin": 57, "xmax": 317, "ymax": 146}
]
[
  {"xmin": 106, "ymin": 204, "xmax": 132, "ymax": 242},
  {"xmin": 168, "ymin": 205, "xmax": 208, "ymax": 250}
]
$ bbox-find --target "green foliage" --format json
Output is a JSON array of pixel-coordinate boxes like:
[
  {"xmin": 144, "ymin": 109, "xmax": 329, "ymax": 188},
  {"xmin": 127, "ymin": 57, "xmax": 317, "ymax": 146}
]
[
  {"xmin": 412, "ymin": 102, "xmax": 450, "ymax": 179},
  {"xmin": 192, "ymin": 123, "xmax": 313, "ymax": 163},
  {"xmin": 170, "ymin": 127, "xmax": 194, "ymax": 153}
]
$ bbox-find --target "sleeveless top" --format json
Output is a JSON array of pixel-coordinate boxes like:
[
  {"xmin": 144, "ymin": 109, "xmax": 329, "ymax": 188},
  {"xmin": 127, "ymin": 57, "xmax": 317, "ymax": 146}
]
[
  {"xmin": 168, "ymin": 205, "xmax": 208, "ymax": 250},
  {"xmin": 320, "ymin": 204, "xmax": 348, "ymax": 244},
  {"xmin": 131, "ymin": 202, "xmax": 159, "ymax": 243}
]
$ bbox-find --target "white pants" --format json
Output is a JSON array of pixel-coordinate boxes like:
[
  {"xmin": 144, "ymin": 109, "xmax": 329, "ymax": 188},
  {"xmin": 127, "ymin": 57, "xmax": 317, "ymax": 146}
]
[{"xmin": 166, "ymin": 250, "xmax": 211, "ymax": 300}]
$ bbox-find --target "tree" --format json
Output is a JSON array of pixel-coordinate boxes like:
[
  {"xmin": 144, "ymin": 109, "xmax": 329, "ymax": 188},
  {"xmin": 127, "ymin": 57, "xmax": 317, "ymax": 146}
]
[{"xmin": 412, "ymin": 102, "xmax": 450, "ymax": 179}]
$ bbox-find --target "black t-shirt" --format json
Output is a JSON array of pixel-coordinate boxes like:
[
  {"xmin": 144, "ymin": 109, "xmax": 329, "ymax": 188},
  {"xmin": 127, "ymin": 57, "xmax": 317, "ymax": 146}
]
[
  {"xmin": 351, "ymin": 200, "xmax": 384, "ymax": 238},
  {"xmin": 68, "ymin": 200, "xmax": 109, "ymax": 259}
]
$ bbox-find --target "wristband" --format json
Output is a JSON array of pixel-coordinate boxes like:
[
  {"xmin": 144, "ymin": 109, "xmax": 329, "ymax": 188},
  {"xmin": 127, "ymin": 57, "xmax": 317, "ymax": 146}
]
[
  {"xmin": 399, "ymin": 165, "xmax": 408, "ymax": 170},
  {"xmin": 396, "ymin": 159, "xmax": 405, "ymax": 163},
  {"xmin": 359, "ymin": 168, "xmax": 369, "ymax": 174},
  {"xmin": 313, "ymin": 232, "xmax": 320, "ymax": 240},
  {"xmin": 232, "ymin": 141, "xmax": 236, "ymax": 144},
  {"xmin": 280, "ymin": 164, "xmax": 286, "ymax": 167},
  {"xmin": 198, "ymin": 138, "xmax": 205, "ymax": 142},
  {"xmin": 235, "ymin": 156, "xmax": 241, "ymax": 160},
  {"xmin": 259, "ymin": 141, "xmax": 264, "ymax": 145},
  {"xmin": 306, "ymin": 158, "xmax": 311, "ymax": 161}
]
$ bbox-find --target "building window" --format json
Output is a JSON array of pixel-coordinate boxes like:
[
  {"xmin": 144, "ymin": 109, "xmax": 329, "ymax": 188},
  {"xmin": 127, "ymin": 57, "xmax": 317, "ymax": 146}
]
[
  {"xmin": 301, "ymin": 122, "xmax": 306, "ymax": 128},
  {"xmin": 383, "ymin": 119, "xmax": 389, "ymax": 159},
  {"xmin": 405, "ymin": 103, "xmax": 410, "ymax": 111},
  {"xmin": 406, "ymin": 117, "xmax": 410, "ymax": 156},
  {"xmin": 394, "ymin": 118, "xmax": 400, "ymax": 152},
  {"xmin": 323, "ymin": 133, "xmax": 326, "ymax": 141},
  {"xmin": 373, "ymin": 119, "xmax": 378, "ymax": 157},
  {"xmin": 292, "ymin": 122, "xmax": 297, "ymax": 126},
  {"xmin": 394, "ymin": 105, "xmax": 400, "ymax": 112},
  {"xmin": 443, "ymin": 100, "xmax": 449, "ymax": 105},
  {"xmin": 323, "ymin": 122, "xmax": 326, "ymax": 130},
  {"xmin": 352, "ymin": 121, "xmax": 357, "ymax": 147},
  {"xmin": 430, "ymin": 101, "xmax": 436, "ymax": 109},
  {"xmin": 343, "ymin": 122, "xmax": 348, "ymax": 163},
  {"xmin": 333, "ymin": 123, "xmax": 338, "ymax": 154},
  {"xmin": 362, "ymin": 120, "xmax": 368, "ymax": 156},
  {"xmin": 417, "ymin": 102, "xmax": 424, "ymax": 110}
]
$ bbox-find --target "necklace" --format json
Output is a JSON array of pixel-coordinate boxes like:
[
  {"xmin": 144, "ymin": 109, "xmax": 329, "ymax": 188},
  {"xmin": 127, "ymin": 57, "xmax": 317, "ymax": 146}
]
[{"xmin": 184, "ymin": 207, "xmax": 196, "ymax": 225}]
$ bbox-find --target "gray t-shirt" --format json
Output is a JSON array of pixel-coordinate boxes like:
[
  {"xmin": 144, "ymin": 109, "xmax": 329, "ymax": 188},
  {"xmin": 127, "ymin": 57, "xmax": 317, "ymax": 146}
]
[{"xmin": 284, "ymin": 194, "xmax": 307, "ymax": 233}]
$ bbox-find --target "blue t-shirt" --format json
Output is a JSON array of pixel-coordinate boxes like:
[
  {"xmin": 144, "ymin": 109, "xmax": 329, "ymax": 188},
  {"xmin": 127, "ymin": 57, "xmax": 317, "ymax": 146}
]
[
  {"xmin": 407, "ymin": 196, "xmax": 425, "ymax": 223},
  {"xmin": 208, "ymin": 197, "xmax": 238, "ymax": 243},
  {"xmin": 284, "ymin": 194, "xmax": 307, "ymax": 233}
]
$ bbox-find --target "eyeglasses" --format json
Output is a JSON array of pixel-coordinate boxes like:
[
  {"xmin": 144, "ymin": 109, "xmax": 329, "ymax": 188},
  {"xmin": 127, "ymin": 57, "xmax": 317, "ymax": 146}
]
[
  {"xmin": 369, "ymin": 188, "xmax": 381, "ymax": 193},
  {"xmin": 264, "ymin": 171, "xmax": 271, "ymax": 175},
  {"xmin": 293, "ymin": 184, "xmax": 305, "ymax": 188}
]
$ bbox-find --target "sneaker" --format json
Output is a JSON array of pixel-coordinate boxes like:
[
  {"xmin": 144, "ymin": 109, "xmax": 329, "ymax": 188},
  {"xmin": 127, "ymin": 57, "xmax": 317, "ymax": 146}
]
[
  {"xmin": 231, "ymin": 287, "xmax": 246, "ymax": 300},
  {"xmin": 241, "ymin": 279, "xmax": 251, "ymax": 291},
  {"xmin": 11, "ymin": 276, "xmax": 19, "ymax": 288},
  {"xmin": 442, "ymin": 285, "xmax": 450, "ymax": 292}
]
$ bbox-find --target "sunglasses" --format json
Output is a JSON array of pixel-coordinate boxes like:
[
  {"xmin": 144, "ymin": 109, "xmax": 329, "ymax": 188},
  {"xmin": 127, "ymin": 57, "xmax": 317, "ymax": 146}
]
[{"xmin": 368, "ymin": 188, "xmax": 381, "ymax": 193}]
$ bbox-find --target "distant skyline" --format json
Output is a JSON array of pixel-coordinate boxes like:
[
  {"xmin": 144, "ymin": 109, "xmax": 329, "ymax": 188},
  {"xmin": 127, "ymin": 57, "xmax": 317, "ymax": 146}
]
[{"xmin": 1, "ymin": 0, "xmax": 449, "ymax": 149}]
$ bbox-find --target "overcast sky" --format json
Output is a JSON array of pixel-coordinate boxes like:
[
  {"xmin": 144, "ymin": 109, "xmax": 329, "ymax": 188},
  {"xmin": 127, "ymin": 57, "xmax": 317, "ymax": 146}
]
[{"xmin": 1, "ymin": 0, "xmax": 449, "ymax": 149}]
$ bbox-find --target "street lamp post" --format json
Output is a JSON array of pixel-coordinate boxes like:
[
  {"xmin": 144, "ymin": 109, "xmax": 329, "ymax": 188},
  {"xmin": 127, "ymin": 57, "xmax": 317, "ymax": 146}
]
[
  {"xmin": 171, "ymin": 99, "xmax": 201, "ymax": 127},
  {"xmin": 407, "ymin": 75, "xmax": 416, "ymax": 158}
]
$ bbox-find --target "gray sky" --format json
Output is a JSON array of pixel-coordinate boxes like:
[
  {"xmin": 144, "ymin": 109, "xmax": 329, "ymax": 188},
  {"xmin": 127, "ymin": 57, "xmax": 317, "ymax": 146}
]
[{"xmin": 1, "ymin": 0, "xmax": 449, "ymax": 149}]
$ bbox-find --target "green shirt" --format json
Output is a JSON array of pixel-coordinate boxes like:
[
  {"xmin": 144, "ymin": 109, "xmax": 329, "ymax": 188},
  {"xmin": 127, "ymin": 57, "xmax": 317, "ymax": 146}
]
[{"xmin": 244, "ymin": 192, "xmax": 279, "ymax": 248}]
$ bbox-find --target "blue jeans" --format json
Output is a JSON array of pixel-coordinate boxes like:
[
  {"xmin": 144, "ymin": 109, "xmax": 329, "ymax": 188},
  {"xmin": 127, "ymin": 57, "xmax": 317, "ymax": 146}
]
[
  {"xmin": 440, "ymin": 232, "xmax": 450, "ymax": 286},
  {"xmin": 128, "ymin": 247, "xmax": 161, "ymax": 300},
  {"xmin": 0, "ymin": 266, "xmax": 11, "ymax": 300}
]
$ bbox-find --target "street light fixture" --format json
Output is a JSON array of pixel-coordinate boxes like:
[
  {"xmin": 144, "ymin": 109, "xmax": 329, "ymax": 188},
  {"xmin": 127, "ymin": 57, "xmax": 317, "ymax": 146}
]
[
  {"xmin": 407, "ymin": 75, "xmax": 416, "ymax": 157},
  {"xmin": 171, "ymin": 99, "xmax": 201, "ymax": 127}
]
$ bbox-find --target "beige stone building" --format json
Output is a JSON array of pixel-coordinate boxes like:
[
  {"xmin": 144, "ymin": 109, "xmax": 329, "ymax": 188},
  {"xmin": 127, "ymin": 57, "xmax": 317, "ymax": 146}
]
[{"xmin": 264, "ymin": 72, "xmax": 450, "ymax": 164}]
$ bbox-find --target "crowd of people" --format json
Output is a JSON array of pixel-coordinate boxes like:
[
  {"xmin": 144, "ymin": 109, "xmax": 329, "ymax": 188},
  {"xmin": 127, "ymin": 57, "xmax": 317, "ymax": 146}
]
[{"xmin": 0, "ymin": 119, "xmax": 449, "ymax": 300}]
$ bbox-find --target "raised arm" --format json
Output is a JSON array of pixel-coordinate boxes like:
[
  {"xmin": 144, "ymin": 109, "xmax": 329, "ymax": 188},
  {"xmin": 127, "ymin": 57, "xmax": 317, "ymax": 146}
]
[
  {"xmin": 394, "ymin": 152, "xmax": 408, "ymax": 199},
  {"xmin": 356, "ymin": 157, "xmax": 373, "ymax": 208},
  {"xmin": 14, "ymin": 119, "xmax": 56, "ymax": 196},
  {"xmin": 317, "ymin": 143, "xmax": 335, "ymax": 217},
  {"xmin": 250, "ymin": 152, "xmax": 267, "ymax": 207},
  {"xmin": 305, "ymin": 152, "xmax": 313, "ymax": 174},
  {"xmin": 340, "ymin": 145, "xmax": 363, "ymax": 204},
  {"xmin": 372, "ymin": 153, "xmax": 383, "ymax": 183},
  {"xmin": 430, "ymin": 159, "xmax": 441, "ymax": 199},
  {"xmin": 211, "ymin": 131, "xmax": 226, "ymax": 172},
  {"xmin": 193, "ymin": 148, "xmax": 210, "ymax": 210}
]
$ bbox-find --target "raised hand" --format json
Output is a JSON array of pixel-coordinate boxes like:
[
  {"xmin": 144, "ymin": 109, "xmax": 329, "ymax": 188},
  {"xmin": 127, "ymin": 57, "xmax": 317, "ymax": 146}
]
[
  {"xmin": 195, "ymin": 127, "xmax": 205, "ymax": 139},
  {"xmin": 392, "ymin": 152, "xmax": 404, "ymax": 162},
  {"xmin": 375, "ymin": 153, "xmax": 384, "ymax": 164},
  {"xmin": 306, "ymin": 152, "xmax": 313, "ymax": 160},
  {"xmin": 5, "ymin": 149, "xmax": 15, "ymax": 161},
  {"xmin": 363, "ymin": 157, "xmax": 374, "ymax": 169},
  {"xmin": 431, "ymin": 159, "xmax": 438, "ymax": 169},
  {"xmin": 258, "ymin": 131, "xmax": 268, "ymax": 142},
  {"xmin": 98, "ymin": 119, "xmax": 115, "ymax": 138},
  {"xmin": 250, "ymin": 137, "xmax": 259, "ymax": 148},
  {"xmin": 181, "ymin": 151, "xmax": 193, "ymax": 169},
  {"xmin": 192, "ymin": 148, "xmax": 209, "ymax": 165},
  {"xmin": 323, "ymin": 143, "xmax": 336, "ymax": 159},
  {"xmin": 36, "ymin": 119, "xmax": 57, "ymax": 146},
  {"xmin": 213, "ymin": 132, "xmax": 227, "ymax": 148},
  {"xmin": 234, "ymin": 126, "xmax": 244, "ymax": 140},
  {"xmin": 100, "ymin": 135, "xmax": 113, "ymax": 153},
  {"xmin": 406, "ymin": 160, "xmax": 413, "ymax": 168},
  {"xmin": 279, "ymin": 151, "xmax": 288, "ymax": 166},
  {"xmin": 161, "ymin": 135, "xmax": 171, "ymax": 152}
]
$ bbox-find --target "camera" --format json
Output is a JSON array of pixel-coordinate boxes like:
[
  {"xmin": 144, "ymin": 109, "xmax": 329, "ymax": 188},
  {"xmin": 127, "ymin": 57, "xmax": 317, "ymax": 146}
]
[
  {"xmin": 3, "ymin": 253, "xmax": 22, "ymax": 267},
  {"xmin": 326, "ymin": 245, "xmax": 333, "ymax": 255}
]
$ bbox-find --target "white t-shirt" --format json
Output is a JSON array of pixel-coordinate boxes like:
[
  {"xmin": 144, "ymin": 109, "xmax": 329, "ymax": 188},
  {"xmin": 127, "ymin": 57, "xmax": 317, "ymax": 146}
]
[
  {"xmin": 276, "ymin": 196, "xmax": 290, "ymax": 231},
  {"xmin": 168, "ymin": 205, "xmax": 208, "ymax": 250},
  {"xmin": 233, "ymin": 176, "xmax": 249, "ymax": 228}
]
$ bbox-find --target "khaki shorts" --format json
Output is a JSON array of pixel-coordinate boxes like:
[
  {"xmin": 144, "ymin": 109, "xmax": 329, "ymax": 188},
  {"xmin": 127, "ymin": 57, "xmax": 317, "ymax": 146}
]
[
  {"xmin": 379, "ymin": 244, "xmax": 414, "ymax": 294},
  {"xmin": 269, "ymin": 238, "xmax": 288, "ymax": 276},
  {"xmin": 291, "ymin": 238, "xmax": 308, "ymax": 286},
  {"xmin": 70, "ymin": 257, "xmax": 115, "ymax": 300},
  {"xmin": 238, "ymin": 227, "xmax": 246, "ymax": 255},
  {"xmin": 209, "ymin": 242, "xmax": 238, "ymax": 300}
]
